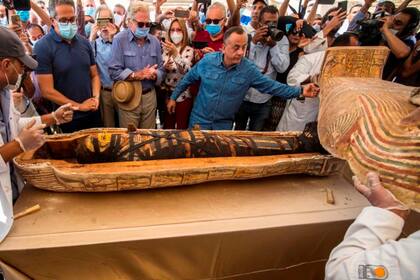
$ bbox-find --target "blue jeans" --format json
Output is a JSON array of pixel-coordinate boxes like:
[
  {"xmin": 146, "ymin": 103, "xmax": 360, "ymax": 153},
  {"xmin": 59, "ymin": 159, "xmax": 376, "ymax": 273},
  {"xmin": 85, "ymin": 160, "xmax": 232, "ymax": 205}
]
[{"xmin": 234, "ymin": 100, "xmax": 272, "ymax": 131}]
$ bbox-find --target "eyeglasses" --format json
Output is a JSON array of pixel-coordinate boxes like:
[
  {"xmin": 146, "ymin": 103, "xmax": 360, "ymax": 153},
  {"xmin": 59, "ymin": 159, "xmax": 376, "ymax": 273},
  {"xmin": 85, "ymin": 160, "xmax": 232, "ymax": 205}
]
[
  {"xmin": 132, "ymin": 20, "xmax": 151, "ymax": 28},
  {"xmin": 205, "ymin": 18, "xmax": 224, "ymax": 24},
  {"xmin": 290, "ymin": 30, "xmax": 302, "ymax": 36},
  {"xmin": 170, "ymin": 28, "xmax": 182, "ymax": 32},
  {"xmin": 57, "ymin": 16, "xmax": 77, "ymax": 24}
]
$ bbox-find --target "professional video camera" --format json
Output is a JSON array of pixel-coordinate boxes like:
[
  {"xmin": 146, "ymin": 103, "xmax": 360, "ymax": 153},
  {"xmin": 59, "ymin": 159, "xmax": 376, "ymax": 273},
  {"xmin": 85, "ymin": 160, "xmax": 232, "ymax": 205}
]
[
  {"xmin": 357, "ymin": 11, "xmax": 390, "ymax": 46},
  {"xmin": 1, "ymin": 0, "xmax": 31, "ymax": 10},
  {"xmin": 267, "ymin": 23, "xmax": 284, "ymax": 41}
]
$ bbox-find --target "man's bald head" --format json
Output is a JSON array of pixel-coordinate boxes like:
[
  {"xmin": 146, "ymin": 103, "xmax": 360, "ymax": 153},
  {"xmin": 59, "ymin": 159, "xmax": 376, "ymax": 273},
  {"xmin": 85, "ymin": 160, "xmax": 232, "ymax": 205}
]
[{"xmin": 206, "ymin": 2, "xmax": 226, "ymax": 19}]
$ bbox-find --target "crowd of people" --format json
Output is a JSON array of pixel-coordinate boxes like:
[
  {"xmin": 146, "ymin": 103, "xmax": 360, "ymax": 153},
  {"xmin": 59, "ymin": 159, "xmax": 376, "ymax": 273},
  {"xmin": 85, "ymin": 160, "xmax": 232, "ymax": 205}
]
[
  {"xmin": 1, "ymin": 0, "xmax": 418, "ymax": 134},
  {"xmin": 0, "ymin": 0, "xmax": 419, "ymax": 277}
]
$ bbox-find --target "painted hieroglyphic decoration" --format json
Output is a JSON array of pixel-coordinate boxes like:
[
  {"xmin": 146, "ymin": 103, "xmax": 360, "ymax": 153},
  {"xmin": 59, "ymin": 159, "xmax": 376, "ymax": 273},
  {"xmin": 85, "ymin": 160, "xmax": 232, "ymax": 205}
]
[
  {"xmin": 14, "ymin": 129, "xmax": 343, "ymax": 192},
  {"xmin": 318, "ymin": 47, "xmax": 420, "ymax": 212}
]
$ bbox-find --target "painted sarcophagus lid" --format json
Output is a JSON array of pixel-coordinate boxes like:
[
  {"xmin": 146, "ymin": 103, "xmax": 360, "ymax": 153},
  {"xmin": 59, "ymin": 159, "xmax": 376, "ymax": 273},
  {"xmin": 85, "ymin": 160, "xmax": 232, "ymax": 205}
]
[
  {"xmin": 318, "ymin": 47, "xmax": 420, "ymax": 212},
  {"xmin": 13, "ymin": 128, "xmax": 343, "ymax": 192}
]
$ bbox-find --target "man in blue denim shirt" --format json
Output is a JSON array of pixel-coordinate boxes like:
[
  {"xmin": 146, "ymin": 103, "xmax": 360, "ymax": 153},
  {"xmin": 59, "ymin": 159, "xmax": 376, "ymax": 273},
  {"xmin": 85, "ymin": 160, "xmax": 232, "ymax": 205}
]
[
  {"xmin": 108, "ymin": 2, "xmax": 164, "ymax": 129},
  {"xmin": 167, "ymin": 27, "xmax": 319, "ymax": 130}
]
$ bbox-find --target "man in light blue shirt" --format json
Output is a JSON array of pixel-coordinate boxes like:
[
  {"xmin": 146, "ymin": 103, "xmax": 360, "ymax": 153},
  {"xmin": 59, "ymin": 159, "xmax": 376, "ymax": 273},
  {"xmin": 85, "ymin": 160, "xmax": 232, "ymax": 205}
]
[
  {"xmin": 167, "ymin": 26, "xmax": 319, "ymax": 130},
  {"xmin": 90, "ymin": 5, "xmax": 118, "ymax": 127},
  {"xmin": 235, "ymin": 5, "xmax": 290, "ymax": 131},
  {"xmin": 108, "ymin": 2, "xmax": 164, "ymax": 129}
]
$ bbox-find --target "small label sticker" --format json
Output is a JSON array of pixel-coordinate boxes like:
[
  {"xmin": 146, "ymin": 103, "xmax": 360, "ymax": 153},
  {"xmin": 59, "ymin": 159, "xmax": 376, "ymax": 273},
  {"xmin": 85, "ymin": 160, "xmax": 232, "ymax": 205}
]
[{"xmin": 358, "ymin": 265, "xmax": 388, "ymax": 279}]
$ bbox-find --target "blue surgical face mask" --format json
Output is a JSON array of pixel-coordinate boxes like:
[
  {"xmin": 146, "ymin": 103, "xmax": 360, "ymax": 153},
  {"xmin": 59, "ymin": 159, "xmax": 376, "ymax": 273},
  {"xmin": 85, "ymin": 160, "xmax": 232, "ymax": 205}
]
[
  {"xmin": 134, "ymin": 27, "xmax": 149, "ymax": 38},
  {"xmin": 85, "ymin": 7, "xmax": 96, "ymax": 18},
  {"xmin": 0, "ymin": 16, "xmax": 7, "ymax": 26},
  {"xmin": 205, "ymin": 23, "xmax": 222, "ymax": 36},
  {"xmin": 16, "ymin": 10, "xmax": 30, "ymax": 22},
  {"xmin": 58, "ymin": 22, "xmax": 78, "ymax": 40},
  {"xmin": 85, "ymin": 22, "xmax": 92, "ymax": 37},
  {"xmin": 30, "ymin": 39, "xmax": 39, "ymax": 47},
  {"xmin": 199, "ymin": 12, "xmax": 205, "ymax": 23}
]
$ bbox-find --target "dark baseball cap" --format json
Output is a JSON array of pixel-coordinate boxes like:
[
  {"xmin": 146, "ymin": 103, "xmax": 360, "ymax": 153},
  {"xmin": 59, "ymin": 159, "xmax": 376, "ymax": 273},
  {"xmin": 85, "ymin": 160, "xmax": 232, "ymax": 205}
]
[
  {"xmin": 0, "ymin": 27, "xmax": 38, "ymax": 70},
  {"xmin": 252, "ymin": 0, "xmax": 268, "ymax": 6}
]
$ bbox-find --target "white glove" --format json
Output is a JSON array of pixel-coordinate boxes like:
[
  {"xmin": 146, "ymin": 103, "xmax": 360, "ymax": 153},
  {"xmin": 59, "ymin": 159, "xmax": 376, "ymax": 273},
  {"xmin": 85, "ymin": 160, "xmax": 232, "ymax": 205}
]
[
  {"xmin": 52, "ymin": 103, "xmax": 76, "ymax": 125},
  {"xmin": 15, "ymin": 119, "xmax": 46, "ymax": 151},
  {"xmin": 353, "ymin": 172, "xmax": 409, "ymax": 217}
]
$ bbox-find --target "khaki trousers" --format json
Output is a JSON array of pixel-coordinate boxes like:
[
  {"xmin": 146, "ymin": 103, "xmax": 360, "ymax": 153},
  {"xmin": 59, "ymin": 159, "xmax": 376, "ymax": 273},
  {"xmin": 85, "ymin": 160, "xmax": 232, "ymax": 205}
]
[
  {"xmin": 118, "ymin": 88, "xmax": 157, "ymax": 129},
  {"xmin": 100, "ymin": 89, "xmax": 118, "ymax": 127}
]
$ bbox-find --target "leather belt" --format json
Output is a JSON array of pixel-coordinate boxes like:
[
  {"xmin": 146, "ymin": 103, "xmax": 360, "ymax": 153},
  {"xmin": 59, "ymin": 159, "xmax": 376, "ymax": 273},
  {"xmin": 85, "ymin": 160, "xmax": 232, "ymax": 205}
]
[
  {"xmin": 142, "ymin": 88, "xmax": 152, "ymax": 95},
  {"xmin": 101, "ymin": 86, "xmax": 112, "ymax": 92}
]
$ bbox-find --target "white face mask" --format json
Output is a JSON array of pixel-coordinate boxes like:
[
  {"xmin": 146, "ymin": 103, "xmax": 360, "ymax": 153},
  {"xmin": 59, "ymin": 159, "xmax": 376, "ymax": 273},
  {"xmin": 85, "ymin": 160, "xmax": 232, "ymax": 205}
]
[
  {"xmin": 389, "ymin": 28, "xmax": 399, "ymax": 35},
  {"xmin": 0, "ymin": 16, "xmax": 7, "ymax": 27},
  {"xmin": 3, "ymin": 63, "xmax": 23, "ymax": 90},
  {"xmin": 162, "ymin": 19, "xmax": 171, "ymax": 31},
  {"xmin": 312, "ymin": 24, "xmax": 321, "ymax": 32},
  {"xmin": 170, "ymin": 32, "xmax": 183, "ymax": 45},
  {"xmin": 114, "ymin": 14, "xmax": 123, "ymax": 26}
]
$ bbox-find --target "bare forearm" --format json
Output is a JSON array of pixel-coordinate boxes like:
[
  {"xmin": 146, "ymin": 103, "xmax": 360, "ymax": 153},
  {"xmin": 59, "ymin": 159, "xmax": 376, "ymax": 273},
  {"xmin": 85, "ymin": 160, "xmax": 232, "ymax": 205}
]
[
  {"xmin": 306, "ymin": 0, "xmax": 319, "ymax": 24},
  {"xmin": 279, "ymin": 0, "xmax": 290, "ymax": 16},
  {"xmin": 395, "ymin": 0, "xmax": 412, "ymax": 13},
  {"xmin": 42, "ymin": 88, "xmax": 79, "ymax": 107},
  {"xmin": 40, "ymin": 113, "xmax": 56, "ymax": 126},
  {"xmin": 384, "ymin": 29, "xmax": 411, "ymax": 58},
  {"xmin": 0, "ymin": 141, "xmax": 23, "ymax": 163},
  {"xmin": 226, "ymin": 0, "xmax": 236, "ymax": 16},
  {"xmin": 91, "ymin": 75, "xmax": 101, "ymax": 98},
  {"xmin": 30, "ymin": 0, "xmax": 51, "ymax": 26},
  {"xmin": 228, "ymin": 5, "xmax": 241, "ymax": 28},
  {"xmin": 360, "ymin": 2, "xmax": 372, "ymax": 14},
  {"xmin": 156, "ymin": 2, "xmax": 162, "ymax": 16}
]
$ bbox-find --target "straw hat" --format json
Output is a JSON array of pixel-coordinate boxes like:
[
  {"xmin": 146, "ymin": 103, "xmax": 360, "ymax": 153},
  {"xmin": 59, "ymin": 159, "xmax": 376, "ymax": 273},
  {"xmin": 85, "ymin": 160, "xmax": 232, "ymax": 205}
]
[{"xmin": 112, "ymin": 81, "xmax": 142, "ymax": 111}]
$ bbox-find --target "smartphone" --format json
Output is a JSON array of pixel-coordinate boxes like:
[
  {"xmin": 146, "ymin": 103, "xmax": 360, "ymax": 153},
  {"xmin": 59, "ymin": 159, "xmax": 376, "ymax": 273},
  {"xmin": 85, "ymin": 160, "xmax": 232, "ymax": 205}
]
[
  {"xmin": 192, "ymin": 41, "xmax": 208, "ymax": 49},
  {"xmin": 16, "ymin": 71, "xmax": 28, "ymax": 92},
  {"xmin": 97, "ymin": 18, "xmax": 110, "ymax": 28},
  {"xmin": 174, "ymin": 9, "xmax": 190, "ymax": 19},
  {"xmin": 161, "ymin": 37, "xmax": 166, "ymax": 43},
  {"xmin": 11, "ymin": 14, "xmax": 21, "ymax": 25},
  {"xmin": 318, "ymin": 0, "xmax": 335, "ymax": 5},
  {"xmin": 337, "ymin": 1, "xmax": 348, "ymax": 12},
  {"xmin": 14, "ymin": 0, "xmax": 31, "ymax": 11}
]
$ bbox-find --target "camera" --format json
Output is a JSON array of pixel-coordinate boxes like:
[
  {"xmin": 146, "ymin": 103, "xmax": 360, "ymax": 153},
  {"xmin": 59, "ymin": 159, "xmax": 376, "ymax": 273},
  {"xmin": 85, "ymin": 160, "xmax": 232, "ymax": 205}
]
[
  {"xmin": 357, "ymin": 19, "xmax": 384, "ymax": 46},
  {"xmin": 267, "ymin": 23, "xmax": 284, "ymax": 41},
  {"xmin": 357, "ymin": 11, "xmax": 388, "ymax": 46},
  {"xmin": 2, "ymin": 0, "xmax": 31, "ymax": 10}
]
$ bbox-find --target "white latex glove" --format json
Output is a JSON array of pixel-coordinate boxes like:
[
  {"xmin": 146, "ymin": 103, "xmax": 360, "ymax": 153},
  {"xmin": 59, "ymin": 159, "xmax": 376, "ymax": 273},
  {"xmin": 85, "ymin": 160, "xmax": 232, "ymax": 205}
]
[
  {"xmin": 15, "ymin": 119, "xmax": 46, "ymax": 151},
  {"xmin": 52, "ymin": 103, "xmax": 77, "ymax": 125},
  {"xmin": 353, "ymin": 172, "xmax": 410, "ymax": 219}
]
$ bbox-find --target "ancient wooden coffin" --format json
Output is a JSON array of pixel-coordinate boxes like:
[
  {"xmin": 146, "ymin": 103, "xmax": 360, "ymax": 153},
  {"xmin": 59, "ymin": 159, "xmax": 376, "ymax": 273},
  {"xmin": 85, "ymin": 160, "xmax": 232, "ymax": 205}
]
[
  {"xmin": 318, "ymin": 47, "xmax": 420, "ymax": 212},
  {"xmin": 13, "ymin": 128, "xmax": 343, "ymax": 192}
]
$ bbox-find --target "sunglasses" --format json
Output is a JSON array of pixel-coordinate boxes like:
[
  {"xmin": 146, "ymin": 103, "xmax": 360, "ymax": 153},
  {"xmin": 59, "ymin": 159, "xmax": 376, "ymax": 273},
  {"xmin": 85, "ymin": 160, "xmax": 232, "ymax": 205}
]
[
  {"xmin": 57, "ymin": 16, "xmax": 77, "ymax": 24},
  {"xmin": 133, "ymin": 20, "xmax": 151, "ymax": 28},
  {"xmin": 205, "ymin": 18, "xmax": 224, "ymax": 24}
]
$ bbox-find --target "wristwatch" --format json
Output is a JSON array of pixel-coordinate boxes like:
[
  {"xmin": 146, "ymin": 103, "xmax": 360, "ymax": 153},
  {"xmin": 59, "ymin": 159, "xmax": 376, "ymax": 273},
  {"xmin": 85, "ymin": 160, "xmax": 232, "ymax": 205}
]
[{"xmin": 297, "ymin": 86, "xmax": 305, "ymax": 101}]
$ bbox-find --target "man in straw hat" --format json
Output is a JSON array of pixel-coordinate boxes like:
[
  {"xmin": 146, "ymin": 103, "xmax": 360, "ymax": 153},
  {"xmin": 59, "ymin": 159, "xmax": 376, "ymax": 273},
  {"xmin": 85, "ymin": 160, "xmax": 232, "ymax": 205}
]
[{"xmin": 109, "ymin": 1, "xmax": 164, "ymax": 129}]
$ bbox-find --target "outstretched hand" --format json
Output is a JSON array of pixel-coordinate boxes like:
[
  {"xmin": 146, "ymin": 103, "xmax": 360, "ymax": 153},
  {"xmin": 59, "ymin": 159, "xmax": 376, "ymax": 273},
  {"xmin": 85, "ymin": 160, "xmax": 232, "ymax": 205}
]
[
  {"xmin": 302, "ymin": 83, "xmax": 320, "ymax": 98},
  {"xmin": 353, "ymin": 172, "xmax": 410, "ymax": 219}
]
